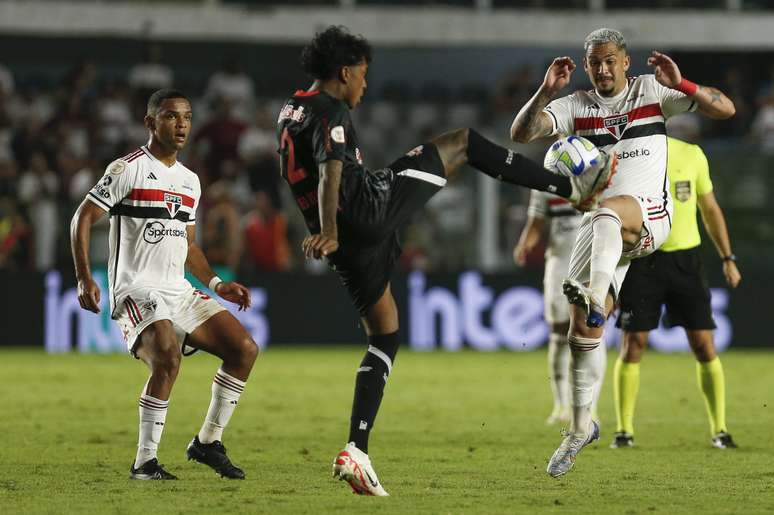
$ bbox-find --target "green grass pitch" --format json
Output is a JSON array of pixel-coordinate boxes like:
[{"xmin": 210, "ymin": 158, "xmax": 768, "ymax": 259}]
[{"xmin": 1, "ymin": 347, "xmax": 773, "ymax": 514}]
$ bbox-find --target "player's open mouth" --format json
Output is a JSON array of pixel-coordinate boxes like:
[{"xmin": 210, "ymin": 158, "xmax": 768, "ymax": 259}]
[{"xmin": 175, "ymin": 134, "xmax": 186, "ymax": 141}]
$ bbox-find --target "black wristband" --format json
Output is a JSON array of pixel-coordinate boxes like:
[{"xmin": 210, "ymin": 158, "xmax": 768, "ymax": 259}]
[{"xmin": 722, "ymin": 254, "xmax": 736, "ymax": 262}]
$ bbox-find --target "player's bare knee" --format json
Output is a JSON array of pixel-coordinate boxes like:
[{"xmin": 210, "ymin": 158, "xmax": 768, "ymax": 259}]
[
  {"xmin": 689, "ymin": 336, "xmax": 716, "ymax": 362},
  {"xmin": 152, "ymin": 345, "xmax": 181, "ymax": 379},
  {"xmin": 241, "ymin": 336, "xmax": 259, "ymax": 365},
  {"xmin": 621, "ymin": 332, "xmax": 647, "ymax": 362}
]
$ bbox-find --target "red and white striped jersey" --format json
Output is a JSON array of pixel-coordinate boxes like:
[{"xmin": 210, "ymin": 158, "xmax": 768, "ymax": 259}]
[
  {"xmin": 86, "ymin": 146, "xmax": 201, "ymax": 317},
  {"xmin": 544, "ymin": 74, "xmax": 696, "ymax": 202},
  {"xmin": 527, "ymin": 190, "xmax": 582, "ymax": 259}
]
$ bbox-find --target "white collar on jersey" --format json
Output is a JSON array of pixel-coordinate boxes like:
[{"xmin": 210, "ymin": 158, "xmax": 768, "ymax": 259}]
[
  {"xmin": 141, "ymin": 144, "xmax": 178, "ymax": 169},
  {"xmin": 592, "ymin": 81, "xmax": 630, "ymax": 106}
]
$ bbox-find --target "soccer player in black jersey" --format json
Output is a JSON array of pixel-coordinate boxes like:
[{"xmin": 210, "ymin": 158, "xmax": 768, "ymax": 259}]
[{"xmin": 277, "ymin": 25, "xmax": 617, "ymax": 496}]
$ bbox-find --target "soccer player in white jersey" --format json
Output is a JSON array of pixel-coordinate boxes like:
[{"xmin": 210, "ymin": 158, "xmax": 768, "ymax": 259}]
[
  {"xmin": 510, "ymin": 28, "xmax": 735, "ymax": 477},
  {"xmin": 70, "ymin": 89, "xmax": 259, "ymax": 480},
  {"xmin": 514, "ymin": 190, "xmax": 604, "ymax": 426}
]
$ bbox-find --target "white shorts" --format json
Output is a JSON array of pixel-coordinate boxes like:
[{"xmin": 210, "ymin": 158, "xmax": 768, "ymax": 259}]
[
  {"xmin": 566, "ymin": 195, "xmax": 673, "ymax": 299},
  {"xmin": 544, "ymin": 254, "xmax": 571, "ymax": 324},
  {"xmin": 115, "ymin": 286, "xmax": 226, "ymax": 354}
]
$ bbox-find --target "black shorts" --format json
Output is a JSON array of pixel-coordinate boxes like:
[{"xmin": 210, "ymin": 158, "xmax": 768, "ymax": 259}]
[
  {"xmin": 331, "ymin": 143, "xmax": 446, "ymax": 316},
  {"xmin": 616, "ymin": 246, "xmax": 716, "ymax": 332}
]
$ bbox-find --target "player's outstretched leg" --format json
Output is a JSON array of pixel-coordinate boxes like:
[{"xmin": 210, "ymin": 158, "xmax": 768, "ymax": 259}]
[
  {"xmin": 332, "ymin": 287, "xmax": 397, "ymax": 496},
  {"xmin": 186, "ymin": 311, "xmax": 259, "ymax": 479},
  {"xmin": 130, "ymin": 321, "xmax": 181, "ymax": 480},
  {"xmin": 547, "ymin": 306, "xmax": 606, "ymax": 477},
  {"xmin": 429, "ymin": 128, "xmax": 616, "ymax": 210}
]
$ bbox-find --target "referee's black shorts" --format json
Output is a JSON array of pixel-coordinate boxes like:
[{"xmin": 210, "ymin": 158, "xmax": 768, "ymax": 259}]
[
  {"xmin": 616, "ymin": 246, "xmax": 716, "ymax": 332},
  {"xmin": 330, "ymin": 142, "xmax": 446, "ymax": 316}
]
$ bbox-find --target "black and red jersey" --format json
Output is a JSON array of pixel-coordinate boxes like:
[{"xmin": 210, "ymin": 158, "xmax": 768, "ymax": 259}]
[{"xmin": 276, "ymin": 90, "xmax": 364, "ymax": 234}]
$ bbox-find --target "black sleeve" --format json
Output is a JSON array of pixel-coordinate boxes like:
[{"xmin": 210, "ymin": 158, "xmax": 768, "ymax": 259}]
[{"xmin": 311, "ymin": 102, "xmax": 350, "ymax": 165}]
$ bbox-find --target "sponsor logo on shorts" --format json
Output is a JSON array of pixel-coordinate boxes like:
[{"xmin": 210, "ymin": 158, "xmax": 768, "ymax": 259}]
[
  {"xmin": 141, "ymin": 300, "xmax": 158, "ymax": 312},
  {"xmin": 675, "ymin": 180, "xmax": 691, "ymax": 202},
  {"xmin": 143, "ymin": 221, "xmax": 186, "ymax": 244}
]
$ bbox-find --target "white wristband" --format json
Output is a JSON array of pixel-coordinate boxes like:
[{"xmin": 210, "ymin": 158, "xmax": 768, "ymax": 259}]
[{"xmin": 208, "ymin": 276, "xmax": 223, "ymax": 292}]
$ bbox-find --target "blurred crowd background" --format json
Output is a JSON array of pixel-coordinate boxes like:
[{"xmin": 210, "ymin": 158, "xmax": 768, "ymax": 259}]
[{"xmin": 2, "ymin": 0, "xmax": 774, "ymax": 280}]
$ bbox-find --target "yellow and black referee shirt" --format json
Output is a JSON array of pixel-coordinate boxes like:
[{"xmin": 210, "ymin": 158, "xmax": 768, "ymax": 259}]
[{"xmin": 660, "ymin": 137, "xmax": 713, "ymax": 252}]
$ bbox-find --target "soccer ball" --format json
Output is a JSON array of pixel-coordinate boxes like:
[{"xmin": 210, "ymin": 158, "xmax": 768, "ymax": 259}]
[{"xmin": 543, "ymin": 136, "xmax": 602, "ymax": 177}]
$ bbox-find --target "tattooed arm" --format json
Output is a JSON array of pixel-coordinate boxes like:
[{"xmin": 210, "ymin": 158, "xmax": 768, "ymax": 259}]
[
  {"xmin": 648, "ymin": 51, "xmax": 735, "ymax": 120},
  {"xmin": 693, "ymin": 85, "xmax": 736, "ymax": 119}
]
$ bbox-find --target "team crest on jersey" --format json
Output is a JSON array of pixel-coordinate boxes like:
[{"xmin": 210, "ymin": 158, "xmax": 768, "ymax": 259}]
[
  {"xmin": 603, "ymin": 114, "xmax": 629, "ymax": 139},
  {"xmin": 675, "ymin": 180, "xmax": 691, "ymax": 202},
  {"xmin": 164, "ymin": 192, "xmax": 183, "ymax": 217}
]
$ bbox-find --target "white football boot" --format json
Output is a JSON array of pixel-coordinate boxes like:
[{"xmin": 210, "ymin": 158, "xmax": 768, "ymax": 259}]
[
  {"xmin": 546, "ymin": 420, "xmax": 600, "ymax": 478},
  {"xmin": 332, "ymin": 442, "xmax": 389, "ymax": 496},
  {"xmin": 567, "ymin": 150, "xmax": 618, "ymax": 212}
]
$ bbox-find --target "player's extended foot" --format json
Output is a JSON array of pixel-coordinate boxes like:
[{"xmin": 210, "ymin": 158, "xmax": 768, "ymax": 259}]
[
  {"xmin": 129, "ymin": 458, "xmax": 178, "ymax": 480},
  {"xmin": 562, "ymin": 278, "xmax": 606, "ymax": 328},
  {"xmin": 610, "ymin": 431, "xmax": 634, "ymax": 449},
  {"xmin": 546, "ymin": 420, "xmax": 600, "ymax": 478},
  {"xmin": 545, "ymin": 406, "xmax": 571, "ymax": 426},
  {"xmin": 186, "ymin": 435, "xmax": 245, "ymax": 479},
  {"xmin": 332, "ymin": 442, "xmax": 389, "ymax": 496},
  {"xmin": 711, "ymin": 432, "xmax": 738, "ymax": 449},
  {"xmin": 567, "ymin": 150, "xmax": 618, "ymax": 212}
]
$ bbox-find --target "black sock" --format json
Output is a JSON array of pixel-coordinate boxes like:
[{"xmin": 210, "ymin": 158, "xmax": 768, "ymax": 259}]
[
  {"xmin": 466, "ymin": 129, "xmax": 572, "ymax": 198},
  {"xmin": 348, "ymin": 332, "xmax": 400, "ymax": 454}
]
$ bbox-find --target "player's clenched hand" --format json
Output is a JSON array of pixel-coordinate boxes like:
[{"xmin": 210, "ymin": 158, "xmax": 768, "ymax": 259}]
[
  {"xmin": 215, "ymin": 281, "xmax": 252, "ymax": 311},
  {"xmin": 723, "ymin": 261, "xmax": 741, "ymax": 289},
  {"xmin": 647, "ymin": 51, "xmax": 682, "ymax": 88},
  {"xmin": 302, "ymin": 234, "xmax": 339, "ymax": 260},
  {"xmin": 543, "ymin": 57, "xmax": 576, "ymax": 94},
  {"xmin": 513, "ymin": 244, "xmax": 528, "ymax": 267},
  {"xmin": 77, "ymin": 278, "xmax": 101, "ymax": 313}
]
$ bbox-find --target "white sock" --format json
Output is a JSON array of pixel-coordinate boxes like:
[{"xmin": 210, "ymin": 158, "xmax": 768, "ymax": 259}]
[
  {"xmin": 198, "ymin": 369, "xmax": 246, "ymax": 444},
  {"xmin": 548, "ymin": 333, "xmax": 571, "ymax": 410},
  {"xmin": 589, "ymin": 207, "xmax": 623, "ymax": 305},
  {"xmin": 568, "ymin": 336, "xmax": 604, "ymax": 437},
  {"xmin": 134, "ymin": 393, "xmax": 169, "ymax": 469}
]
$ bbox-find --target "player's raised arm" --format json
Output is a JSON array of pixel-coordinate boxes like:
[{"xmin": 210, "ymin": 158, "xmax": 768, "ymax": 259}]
[
  {"xmin": 510, "ymin": 57, "xmax": 576, "ymax": 143},
  {"xmin": 302, "ymin": 159, "xmax": 342, "ymax": 260},
  {"xmin": 648, "ymin": 51, "xmax": 735, "ymax": 120},
  {"xmin": 184, "ymin": 225, "xmax": 251, "ymax": 310},
  {"xmin": 70, "ymin": 199, "xmax": 107, "ymax": 313}
]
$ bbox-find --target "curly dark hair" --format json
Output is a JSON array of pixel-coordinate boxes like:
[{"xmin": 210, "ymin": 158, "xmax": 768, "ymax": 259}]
[{"xmin": 300, "ymin": 25, "xmax": 372, "ymax": 80}]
